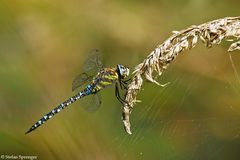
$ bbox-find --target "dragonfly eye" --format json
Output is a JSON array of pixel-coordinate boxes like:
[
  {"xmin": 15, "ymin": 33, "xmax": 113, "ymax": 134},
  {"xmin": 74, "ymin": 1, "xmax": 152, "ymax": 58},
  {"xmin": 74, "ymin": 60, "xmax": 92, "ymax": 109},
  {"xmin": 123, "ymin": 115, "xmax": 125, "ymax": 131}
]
[{"xmin": 117, "ymin": 64, "xmax": 130, "ymax": 79}]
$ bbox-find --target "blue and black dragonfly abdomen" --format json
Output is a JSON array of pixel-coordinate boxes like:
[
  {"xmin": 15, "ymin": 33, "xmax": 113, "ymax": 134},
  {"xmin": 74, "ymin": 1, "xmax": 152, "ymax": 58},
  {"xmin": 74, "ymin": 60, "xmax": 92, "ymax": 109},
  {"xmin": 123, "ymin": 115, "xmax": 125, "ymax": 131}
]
[
  {"xmin": 25, "ymin": 50, "xmax": 130, "ymax": 134},
  {"xmin": 25, "ymin": 88, "xmax": 88, "ymax": 134}
]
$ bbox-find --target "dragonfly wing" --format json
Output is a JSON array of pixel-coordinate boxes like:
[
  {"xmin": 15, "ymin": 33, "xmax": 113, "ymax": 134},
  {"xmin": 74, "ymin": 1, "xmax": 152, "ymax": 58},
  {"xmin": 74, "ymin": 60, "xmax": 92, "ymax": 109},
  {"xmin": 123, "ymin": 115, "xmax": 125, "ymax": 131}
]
[
  {"xmin": 72, "ymin": 72, "xmax": 93, "ymax": 91},
  {"xmin": 83, "ymin": 49, "xmax": 103, "ymax": 75},
  {"xmin": 72, "ymin": 49, "xmax": 103, "ymax": 110},
  {"xmin": 81, "ymin": 93, "xmax": 102, "ymax": 112},
  {"xmin": 72, "ymin": 49, "xmax": 103, "ymax": 91}
]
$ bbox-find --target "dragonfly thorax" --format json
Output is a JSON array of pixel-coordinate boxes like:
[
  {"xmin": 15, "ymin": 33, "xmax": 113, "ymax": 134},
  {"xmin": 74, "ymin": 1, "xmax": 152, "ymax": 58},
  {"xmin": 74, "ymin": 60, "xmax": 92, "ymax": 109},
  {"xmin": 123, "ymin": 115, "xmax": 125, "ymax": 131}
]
[{"xmin": 117, "ymin": 64, "xmax": 130, "ymax": 79}]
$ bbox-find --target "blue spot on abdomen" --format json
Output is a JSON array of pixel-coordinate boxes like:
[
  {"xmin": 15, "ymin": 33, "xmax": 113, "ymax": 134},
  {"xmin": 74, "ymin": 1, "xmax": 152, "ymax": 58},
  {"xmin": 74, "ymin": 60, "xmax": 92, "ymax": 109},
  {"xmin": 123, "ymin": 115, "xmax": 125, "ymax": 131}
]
[{"xmin": 85, "ymin": 85, "xmax": 93, "ymax": 95}]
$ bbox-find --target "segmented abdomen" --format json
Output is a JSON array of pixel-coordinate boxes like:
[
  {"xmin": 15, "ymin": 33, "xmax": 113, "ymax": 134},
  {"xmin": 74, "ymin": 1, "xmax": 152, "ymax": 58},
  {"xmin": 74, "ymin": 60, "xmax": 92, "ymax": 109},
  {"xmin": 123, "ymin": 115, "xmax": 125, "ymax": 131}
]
[{"xmin": 25, "ymin": 85, "xmax": 93, "ymax": 134}]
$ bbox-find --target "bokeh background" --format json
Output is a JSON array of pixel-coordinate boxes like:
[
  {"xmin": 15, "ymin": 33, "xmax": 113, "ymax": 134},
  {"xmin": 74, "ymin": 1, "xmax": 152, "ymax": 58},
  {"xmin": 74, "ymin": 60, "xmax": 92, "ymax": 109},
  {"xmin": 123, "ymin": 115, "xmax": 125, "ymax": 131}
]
[{"xmin": 0, "ymin": 0, "xmax": 240, "ymax": 159}]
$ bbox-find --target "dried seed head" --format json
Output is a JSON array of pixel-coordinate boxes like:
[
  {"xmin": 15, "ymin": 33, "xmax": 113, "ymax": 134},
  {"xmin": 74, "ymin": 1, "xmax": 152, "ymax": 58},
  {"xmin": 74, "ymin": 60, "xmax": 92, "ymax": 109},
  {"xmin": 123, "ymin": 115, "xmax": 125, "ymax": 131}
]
[{"xmin": 122, "ymin": 16, "xmax": 240, "ymax": 135}]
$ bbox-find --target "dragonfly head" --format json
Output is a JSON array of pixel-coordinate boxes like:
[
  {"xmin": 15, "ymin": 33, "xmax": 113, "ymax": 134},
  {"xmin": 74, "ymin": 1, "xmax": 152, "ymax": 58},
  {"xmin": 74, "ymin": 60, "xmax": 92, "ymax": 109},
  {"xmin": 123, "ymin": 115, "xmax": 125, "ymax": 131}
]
[{"xmin": 117, "ymin": 64, "xmax": 130, "ymax": 79}]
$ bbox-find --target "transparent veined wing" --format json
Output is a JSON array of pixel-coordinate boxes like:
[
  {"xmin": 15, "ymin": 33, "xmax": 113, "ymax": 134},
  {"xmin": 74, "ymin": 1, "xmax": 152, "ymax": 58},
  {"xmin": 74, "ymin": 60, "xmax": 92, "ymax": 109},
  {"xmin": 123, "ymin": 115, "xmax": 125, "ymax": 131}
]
[
  {"xmin": 83, "ymin": 49, "xmax": 103, "ymax": 75},
  {"xmin": 81, "ymin": 93, "xmax": 102, "ymax": 112},
  {"xmin": 72, "ymin": 49, "xmax": 103, "ymax": 91},
  {"xmin": 72, "ymin": 72, "xmax": 93, "ymax": 91},
  {"xmin": 72, "ymin": 49, "xmax": 103, "ymax": 112}
]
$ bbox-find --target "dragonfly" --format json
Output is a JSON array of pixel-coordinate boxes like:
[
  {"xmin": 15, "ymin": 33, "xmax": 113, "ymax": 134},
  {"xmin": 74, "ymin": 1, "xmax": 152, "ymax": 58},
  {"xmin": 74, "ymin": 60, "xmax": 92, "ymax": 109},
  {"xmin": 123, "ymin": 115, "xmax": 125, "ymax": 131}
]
[{"xmin": 25, "ymin": 49, "xmax": 130, "ymax": 134}]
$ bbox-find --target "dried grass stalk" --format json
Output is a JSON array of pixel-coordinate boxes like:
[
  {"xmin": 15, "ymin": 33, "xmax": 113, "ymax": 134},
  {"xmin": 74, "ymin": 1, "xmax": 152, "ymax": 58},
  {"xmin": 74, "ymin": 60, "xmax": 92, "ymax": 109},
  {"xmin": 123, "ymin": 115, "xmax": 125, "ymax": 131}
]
[{"xmin": 123, "ymin": 16, "xmax": 240, "ymax": 135}]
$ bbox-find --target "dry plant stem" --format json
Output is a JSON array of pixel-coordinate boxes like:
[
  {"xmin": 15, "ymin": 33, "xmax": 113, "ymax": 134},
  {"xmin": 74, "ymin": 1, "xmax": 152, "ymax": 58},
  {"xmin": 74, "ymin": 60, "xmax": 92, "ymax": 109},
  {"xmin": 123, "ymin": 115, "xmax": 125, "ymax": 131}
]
[{"xmin": 123, "ymin": 16, "xmax": 240, "ymax": 135}]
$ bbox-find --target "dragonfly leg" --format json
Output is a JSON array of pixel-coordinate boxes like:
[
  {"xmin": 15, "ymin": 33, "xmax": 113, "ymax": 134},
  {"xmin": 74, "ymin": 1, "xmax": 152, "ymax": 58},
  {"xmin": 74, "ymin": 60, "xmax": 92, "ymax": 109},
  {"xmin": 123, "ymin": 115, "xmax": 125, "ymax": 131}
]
[
  {"xmin": 119, "ymin": 80, "xmax": 123, "ymax": 90},
  {"xmin": 115, "ymin": 83, "xmax": 131, "ymax": 106},
  {"xmin": 122, "ymin": 78, "xmax": 131, "ymax": 84},
  {"xmin": 120, "ymin": 80, "xmax": 128, "ymax": 90},
  {"xmin": 115, "ymin": 83, "xmax": 126, "ymax": 104}
]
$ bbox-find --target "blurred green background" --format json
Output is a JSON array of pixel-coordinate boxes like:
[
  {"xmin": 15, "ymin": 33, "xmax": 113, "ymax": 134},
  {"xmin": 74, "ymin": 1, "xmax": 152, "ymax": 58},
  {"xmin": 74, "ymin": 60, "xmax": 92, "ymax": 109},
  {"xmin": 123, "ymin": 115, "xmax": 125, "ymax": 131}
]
[{"xmin": 0, "ymin": 0, "xmax": 240, "ymax": 159}]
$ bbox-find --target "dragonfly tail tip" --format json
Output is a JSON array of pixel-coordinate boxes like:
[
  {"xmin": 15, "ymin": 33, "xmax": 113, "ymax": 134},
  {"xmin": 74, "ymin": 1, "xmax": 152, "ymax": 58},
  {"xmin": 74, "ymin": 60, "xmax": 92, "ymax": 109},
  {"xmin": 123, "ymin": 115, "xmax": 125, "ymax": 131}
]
[{"xmin": 25, "ymin": 128, "xmax": 33, "ymax": 135}]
